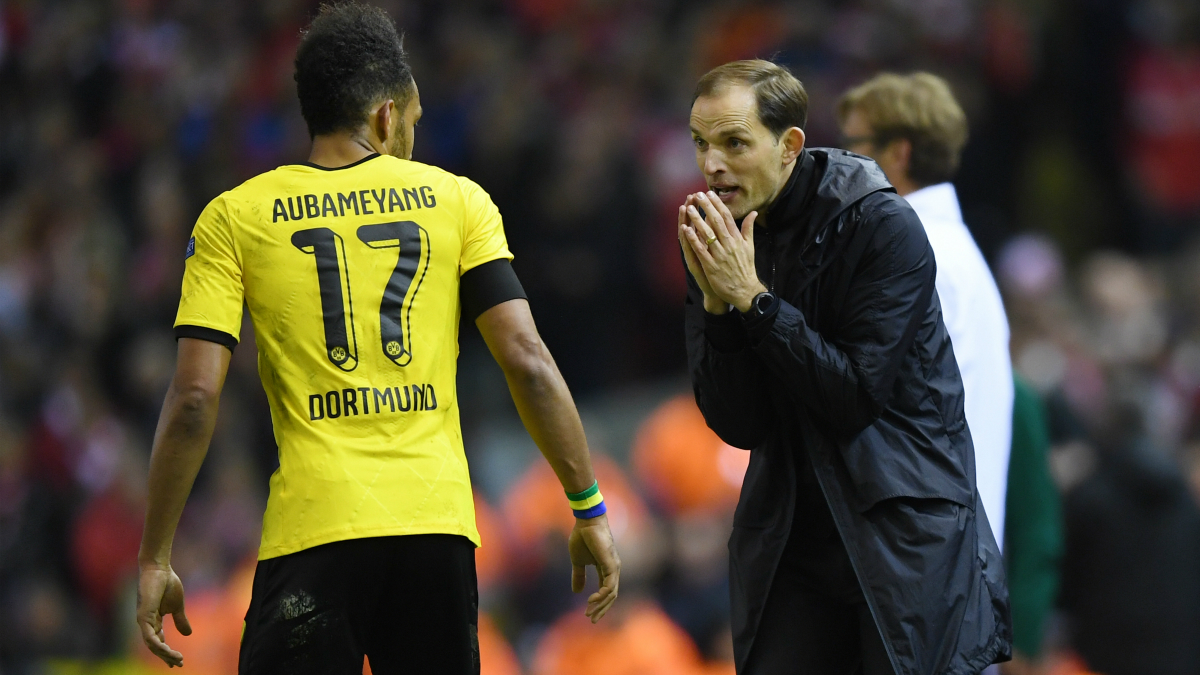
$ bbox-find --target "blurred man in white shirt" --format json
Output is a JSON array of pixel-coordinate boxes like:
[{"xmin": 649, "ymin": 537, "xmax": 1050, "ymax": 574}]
[{"xmin": 837, "ymin": 73, "xmax": 1013, "ymax": 549}]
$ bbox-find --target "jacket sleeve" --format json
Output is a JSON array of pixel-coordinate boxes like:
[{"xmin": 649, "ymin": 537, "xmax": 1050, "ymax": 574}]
[
  {"xmin": 747, "ymin": 197, "xmax": 936, "ymax": 436},
  {"xmin": 684, "ymin": 269, "xmax": 776, "ymax": 450}
]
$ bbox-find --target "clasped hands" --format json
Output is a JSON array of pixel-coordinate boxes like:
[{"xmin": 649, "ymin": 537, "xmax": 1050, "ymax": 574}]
[{"xmin": 678, "ymin": 191, "xmax": 767, "ymax": 315}]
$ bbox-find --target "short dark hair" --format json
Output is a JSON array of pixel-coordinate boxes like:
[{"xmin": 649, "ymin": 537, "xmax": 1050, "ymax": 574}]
[
  {"xmin": 294, "ymin": 3, "xmax": 413, "ymax": 137},
  {"xmin": 836, "ymin": 72, "xmax": 968, "ymax": 186},
  {"xmin": 693, "ymin": 60, "xmax": 809, "ymax": 137}
]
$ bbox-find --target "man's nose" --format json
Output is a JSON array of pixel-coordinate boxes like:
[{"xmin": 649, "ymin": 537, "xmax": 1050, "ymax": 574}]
[{"xmin": 703, "ymin": 150, "xmax": 726, "ymax": 177}]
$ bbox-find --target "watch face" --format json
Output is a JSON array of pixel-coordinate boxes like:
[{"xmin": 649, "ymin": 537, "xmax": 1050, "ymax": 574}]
[{"xmin": 754, "ymin": 293, "xmax": 773, "ymax": 313}]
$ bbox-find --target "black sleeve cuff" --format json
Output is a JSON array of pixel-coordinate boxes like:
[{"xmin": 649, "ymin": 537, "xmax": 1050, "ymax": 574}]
[
  {"xmin": 175, "ymin": 325, "xmax": 237, "ymax": 352},
  {"xmin": 461, "ymin": 259, "xmax": 528, "ymax": 321},
  {"xmin": 704, "ymin": 309, "xmax": 749, "ymax": 353},
  {"xmin": 742, "ymin": 294, "xmax": 781, "ymax": 347}
]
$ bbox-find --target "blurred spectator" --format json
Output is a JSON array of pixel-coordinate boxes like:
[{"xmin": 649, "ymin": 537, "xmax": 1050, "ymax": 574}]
[
  {"xmin": 1002, "ymin": 375, "xmax": 1063, "ymax": 671},
  {"xmin": 631, "ymin": 394, "xmax": 746, "ymax": 656},
  {"xmin": 631, "ymin": 393, "xmax": 747, "ymax": 517},
  {"xmin": 1058, "ymin": 400, "xmax": 1200, "ymax": 675}
]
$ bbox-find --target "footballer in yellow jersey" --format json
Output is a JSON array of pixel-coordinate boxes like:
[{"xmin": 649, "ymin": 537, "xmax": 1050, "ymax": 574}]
[{"xmin": 136, "ymin": 5, "xmax": 620, "ymax": 674}]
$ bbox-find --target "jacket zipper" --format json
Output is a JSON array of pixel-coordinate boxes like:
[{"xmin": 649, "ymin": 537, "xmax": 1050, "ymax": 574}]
[{"xmin": 768, "ymin": 228, "xmax": 776, "ymax": 292}]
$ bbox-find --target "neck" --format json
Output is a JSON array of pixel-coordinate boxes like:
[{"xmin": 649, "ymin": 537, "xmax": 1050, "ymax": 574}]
[
  {"xmin": 308, "ymin": 132, "xmax": 380, "ymax": 169},
  {"xmin": 758, "ymin": 157, "xmax": 799, "ymax": 224}
]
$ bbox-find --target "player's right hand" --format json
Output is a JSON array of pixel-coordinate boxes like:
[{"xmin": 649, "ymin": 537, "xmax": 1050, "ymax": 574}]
[
  {"xmin": 568, "ymin": 513, "xmax": 621, "ymax": 623},
  {"xmin": 136, "ymin": 564, "xmax": 192, "ymax": 668}
]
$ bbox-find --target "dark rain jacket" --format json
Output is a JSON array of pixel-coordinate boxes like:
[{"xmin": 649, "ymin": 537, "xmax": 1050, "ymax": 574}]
[{"xmin": 685, "ymin": 149, "xmax": 1011, "ymax": 675}]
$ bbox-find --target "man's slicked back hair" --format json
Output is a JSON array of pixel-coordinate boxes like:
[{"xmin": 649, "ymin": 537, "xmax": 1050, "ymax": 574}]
[
  {"xmin": 295, "ymin": 2, "xmax": 412, "ymax": 137},
  {"xmin": 693, "ymin": 60, "xmax": 809, "ymax": 138}
]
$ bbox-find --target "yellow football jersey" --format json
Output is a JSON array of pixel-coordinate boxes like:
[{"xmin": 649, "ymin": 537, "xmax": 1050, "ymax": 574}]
[{"xmin": 176, "ymin": 154, "xmax": 511, "ymax": 559}]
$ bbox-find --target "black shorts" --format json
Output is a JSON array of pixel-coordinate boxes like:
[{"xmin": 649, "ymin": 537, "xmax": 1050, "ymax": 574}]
[{"xmin": 238, "ymin": 534, "xmax": 479, "ymax": 675}]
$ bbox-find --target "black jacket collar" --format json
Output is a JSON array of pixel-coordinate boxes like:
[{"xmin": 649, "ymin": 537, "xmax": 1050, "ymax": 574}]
[{"xmin": 764, "ymin": 148, "xmax": 894, "ymax": 233}]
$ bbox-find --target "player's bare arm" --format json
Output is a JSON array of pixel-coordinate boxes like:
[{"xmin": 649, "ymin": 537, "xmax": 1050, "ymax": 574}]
[
  {"xmin": 475, "ymin": 298, "xmax": 621, "ymax": 623},
  {"xmin": 136, "ymin": 338, "xmax": 231, "ymax": 667}
]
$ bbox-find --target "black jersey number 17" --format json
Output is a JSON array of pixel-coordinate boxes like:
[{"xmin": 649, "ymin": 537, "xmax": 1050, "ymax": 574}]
[{"xmin": 291, "ymin": 221, "xmax": 430, "ymax": 371}]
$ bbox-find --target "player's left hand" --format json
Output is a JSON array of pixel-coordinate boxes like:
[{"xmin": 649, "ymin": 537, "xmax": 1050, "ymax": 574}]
[
  {"xmin": 568, "ymin": 513, "xmax": 621, "ymax": 623},
  {"xmin": 136, "ymin": 564, "xmax": 192, "ymax": 668},
  {"xmin": 682, "ymin": 191, "xmax": 766, "ymax": 312}
]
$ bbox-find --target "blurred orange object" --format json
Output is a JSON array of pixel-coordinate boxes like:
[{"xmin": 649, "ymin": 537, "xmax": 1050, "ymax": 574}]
[
  {"xmin": 532, "ymin": 599, "xmax": 716, "ymax": 675},
  {"xmin": 503, "ymin": 454, "xmax": 648, "ymax": 559},
  {"xmin": 364, "ymin": 612, "xmax": 521, "ymax": 675},
  {"xmin": 1043, "ymin": 651, "xmax": 1104, "ymax": 675},
  {"xmin": 138, "ymin": 558, "xmax": 255, "ymax": 675},
  {"xmin": 632, "ymin": 394, "xmax": 748, "ymax": 516},
  {"xmin": 475, "ymin": 491, "xmax": 511, "ymax": 592},
  {"xmin": 477, "ymin": 613, "xmax": 523, "ymax": 675}
]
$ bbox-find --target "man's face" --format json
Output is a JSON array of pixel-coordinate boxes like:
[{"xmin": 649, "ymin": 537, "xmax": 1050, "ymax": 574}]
[
  {"xmin": 840, "ymin": 107, "xmax": 906, "ymax": 186},
  {"xmin": 388, "ymin": 83, "xmax": 422, "ymax": 160},
  {"xmin": 839, "ymin": 107, "xmax": 877, "ymax": 158},
  {"xmin": 690, "ymin": 84, "xmax": 798, "ymax": 220}
]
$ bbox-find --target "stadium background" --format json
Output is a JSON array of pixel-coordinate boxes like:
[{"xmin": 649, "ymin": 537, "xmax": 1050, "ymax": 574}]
[{"xmin": 1, "ymin": 0, "xmax": 1199, "ymax": 673}]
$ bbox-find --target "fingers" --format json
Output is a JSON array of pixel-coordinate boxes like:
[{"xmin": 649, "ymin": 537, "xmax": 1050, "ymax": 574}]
[
  {"xmin": 694, "ymin": 191, "xmax": 740, "ymax": 241},
  {"xmin": 171, "ymin": 607, "xmax": 192, "ymax": 636},
  {"xmin": 680, "ymin": 218, "xmax": 717, "ymax": 266},
  {"xmin": 140, "ymin": 617, "xmax": 184, "ymax": 667},
  {"xmin": 741, "ymin": 210, "xmax": 758, "ymax": 240},
  {"xmin": 586, "ymin": 569, "xmax": 620, "ymax": 622},
  {"xmin": 571, "ymin": 564, "xmax": 586, "ymax": 594},
  {"xmin": 586, "ymin": 546, "xmax": 620, "ymax": 623},
  {"xmin": 684, "ymin": 205, "xmax": 720, "ymax": 260},
  {"xmin": 678, "ymin": 207, "xmax": 705, "ymax": 274}
]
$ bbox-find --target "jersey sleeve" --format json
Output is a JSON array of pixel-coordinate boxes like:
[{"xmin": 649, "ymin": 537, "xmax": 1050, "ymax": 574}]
[
  {"xmin": 174, "ymin": 194, "xmax": 243, "ymax": 348},
  {"xmin": 457, "ymin": 176, "xmax": 514, "ymax": 273}
]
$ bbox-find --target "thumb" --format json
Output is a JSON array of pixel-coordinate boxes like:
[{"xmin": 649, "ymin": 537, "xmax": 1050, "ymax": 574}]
[
  {"xmin": 571, "ymin": 564, "xmax": 586, "ymax": 594},
  {"xmin": 172, "ymin": 607, "xmax": 192, "ymax": 636},
  {"xmin": 741, "ymin": 211, "xmax": 758, "ymax": 240}
]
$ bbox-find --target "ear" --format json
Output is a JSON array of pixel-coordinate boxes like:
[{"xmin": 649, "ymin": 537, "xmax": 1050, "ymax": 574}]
[
  {"xmin": 372, "ymin": 100, "xmax": 396, "ymax": 146},
  {"xmin": 779, "ymin": 127, "xmax": 806, "ymax": 164}
]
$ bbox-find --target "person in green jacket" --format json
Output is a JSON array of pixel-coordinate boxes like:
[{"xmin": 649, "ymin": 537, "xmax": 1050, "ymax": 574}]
[{"xmin": 1002, "ymin": 374, "xmax": 1064, "ymax": 673}]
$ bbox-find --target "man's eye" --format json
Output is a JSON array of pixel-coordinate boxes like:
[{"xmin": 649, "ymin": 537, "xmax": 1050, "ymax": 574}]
[
  {"xmin": 729, "ymin": 138, "xmax": 744, "ymax": 148},
  {"xmin": 694, "ymin": 138, "xmax": 706, "ymax": 149}
]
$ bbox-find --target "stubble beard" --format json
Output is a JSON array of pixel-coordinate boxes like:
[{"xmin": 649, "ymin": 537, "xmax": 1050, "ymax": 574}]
[{"xmin": 387, "ymin": 129, "xmax": 409, "ymax": 159}]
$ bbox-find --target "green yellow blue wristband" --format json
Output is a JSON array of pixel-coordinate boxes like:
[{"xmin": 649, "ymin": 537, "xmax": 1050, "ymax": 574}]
[{"xmin": 566, "ymin": 481, "xmax": 607, "ymax": 519}]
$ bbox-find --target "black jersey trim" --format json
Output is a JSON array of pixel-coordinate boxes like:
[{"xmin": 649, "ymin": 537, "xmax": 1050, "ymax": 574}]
[
  {"xmin": 175, "ymin": 325, "xmax": 238, "ymax": 351},
  {"xmin": 461, "ymin": 259, "xmax": 527, "ymax": 321},
  {"xmin": 296, "ymin": 153, "xmax": 382, "ymax": 171}
]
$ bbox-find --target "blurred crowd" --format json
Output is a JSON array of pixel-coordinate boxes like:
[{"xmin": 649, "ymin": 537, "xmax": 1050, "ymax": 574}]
[{"xmin": 1, "ymin": 0, "xmax": 1199, "ymax": 673}]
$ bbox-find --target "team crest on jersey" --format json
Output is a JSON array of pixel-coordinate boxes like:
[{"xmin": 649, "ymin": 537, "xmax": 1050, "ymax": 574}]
[
  {"xmin": 185, "ymin": 237, "xmax": 196, "ymax": 260},
  {"xmin": 330, "ymin": 346, "xmax": 348, "ymax": 362},
  {"xmin": 386, "ymin": 341, "xmax": 401, "ymax": 356}
]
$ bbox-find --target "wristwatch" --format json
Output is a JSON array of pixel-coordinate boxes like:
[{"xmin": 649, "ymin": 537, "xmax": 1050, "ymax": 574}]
[{"xmin": 745, "ymin": 291, "xmax": 778, "ymax": 319}]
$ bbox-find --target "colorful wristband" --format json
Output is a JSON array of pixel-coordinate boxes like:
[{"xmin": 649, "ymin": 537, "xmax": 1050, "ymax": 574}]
[
  {"xmin": 573, "ymin": 501, "xmax": 608, "ymax": 519},
  {"xmin": 567, "ymin": 481, "xmax": 605, "ymax": 519},
  {"xmin": 565, "ymin": 481, "xmax": 599, "ymax": 502},
  {"xmin": 568, "ymin": 490, "xmax": 605, "ymax": 511}
]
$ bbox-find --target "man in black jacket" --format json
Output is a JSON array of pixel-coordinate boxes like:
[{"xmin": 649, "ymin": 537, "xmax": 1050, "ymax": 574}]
[{"xmin": 678, "ymin": 60, "xmax": 1010, "ymax": 675}]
